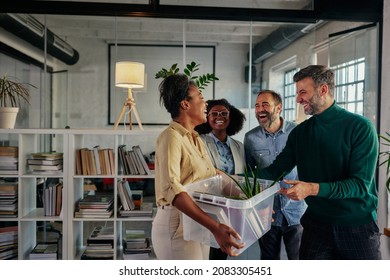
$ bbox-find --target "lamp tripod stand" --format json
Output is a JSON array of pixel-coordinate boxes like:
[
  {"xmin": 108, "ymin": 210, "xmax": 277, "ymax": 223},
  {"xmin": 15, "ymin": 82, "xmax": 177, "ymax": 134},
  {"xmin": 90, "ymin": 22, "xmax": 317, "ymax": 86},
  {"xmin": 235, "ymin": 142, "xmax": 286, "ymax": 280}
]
[{"xmin": 113, "ymin": 88, "xmax": 143, "ymax": 130}]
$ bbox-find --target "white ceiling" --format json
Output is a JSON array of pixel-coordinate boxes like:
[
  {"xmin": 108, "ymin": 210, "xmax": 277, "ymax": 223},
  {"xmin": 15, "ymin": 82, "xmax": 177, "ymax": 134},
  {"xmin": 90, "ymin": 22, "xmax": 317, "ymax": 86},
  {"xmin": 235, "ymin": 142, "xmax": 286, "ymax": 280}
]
[
  {"xmin": 37, "ymin": 15, "xmax": 290, "ymax": 45},
  {"xmin": 33, "ymin": 0, "xmax": 312, "ymax": 45}
]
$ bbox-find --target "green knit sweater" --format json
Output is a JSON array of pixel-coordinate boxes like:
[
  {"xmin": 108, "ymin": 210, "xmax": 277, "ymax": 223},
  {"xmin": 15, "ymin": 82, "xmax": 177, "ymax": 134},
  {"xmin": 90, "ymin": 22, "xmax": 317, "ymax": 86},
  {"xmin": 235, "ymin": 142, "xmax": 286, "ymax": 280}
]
[{"xmin": 259, "ymin": 102, "xmax": 379, "ymax": 226}]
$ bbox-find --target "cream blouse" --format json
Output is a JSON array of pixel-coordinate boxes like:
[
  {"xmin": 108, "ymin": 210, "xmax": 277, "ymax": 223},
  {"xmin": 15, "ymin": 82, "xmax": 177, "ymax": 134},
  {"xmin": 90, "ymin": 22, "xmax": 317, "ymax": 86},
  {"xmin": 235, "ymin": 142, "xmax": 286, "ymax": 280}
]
[{"xmin": 155, "ymin": 121, "xmax": 216, "ymax": 206}]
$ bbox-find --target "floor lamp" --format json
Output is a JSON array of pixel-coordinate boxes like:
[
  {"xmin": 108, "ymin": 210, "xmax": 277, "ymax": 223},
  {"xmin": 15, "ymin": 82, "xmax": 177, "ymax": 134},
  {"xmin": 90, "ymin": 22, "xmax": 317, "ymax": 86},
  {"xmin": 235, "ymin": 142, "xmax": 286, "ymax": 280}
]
[{"xmin": 114, "ymin": 61, "xmax": 145, "ymax": 130}]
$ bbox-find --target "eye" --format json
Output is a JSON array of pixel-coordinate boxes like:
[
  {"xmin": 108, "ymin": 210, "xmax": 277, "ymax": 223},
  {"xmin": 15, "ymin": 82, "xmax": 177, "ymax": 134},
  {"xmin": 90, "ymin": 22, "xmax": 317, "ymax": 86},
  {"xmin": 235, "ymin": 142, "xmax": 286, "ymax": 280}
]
[{"xmin": 208, "ymin": 111, "xmax": 229, "ymax": 118}]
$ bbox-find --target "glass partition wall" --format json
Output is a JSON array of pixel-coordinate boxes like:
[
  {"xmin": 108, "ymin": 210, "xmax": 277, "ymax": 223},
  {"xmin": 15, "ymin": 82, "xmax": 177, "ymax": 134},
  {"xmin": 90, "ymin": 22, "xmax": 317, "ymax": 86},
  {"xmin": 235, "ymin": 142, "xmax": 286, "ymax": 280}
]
[
  {"xmin": 0, "ymin": 13, "xmax": 379, "ymax": 139},
  {"xmin": 0, "ymin": 2, "xmax": 386, "ymax": 260}
]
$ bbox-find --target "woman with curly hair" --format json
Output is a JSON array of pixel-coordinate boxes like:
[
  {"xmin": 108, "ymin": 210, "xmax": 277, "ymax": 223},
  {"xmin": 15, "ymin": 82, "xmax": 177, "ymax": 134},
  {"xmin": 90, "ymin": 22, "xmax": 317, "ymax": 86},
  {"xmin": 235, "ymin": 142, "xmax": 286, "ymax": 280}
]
[{"xmin": 195, "ymin": 98, "xmax": 246, "ymax": 260}]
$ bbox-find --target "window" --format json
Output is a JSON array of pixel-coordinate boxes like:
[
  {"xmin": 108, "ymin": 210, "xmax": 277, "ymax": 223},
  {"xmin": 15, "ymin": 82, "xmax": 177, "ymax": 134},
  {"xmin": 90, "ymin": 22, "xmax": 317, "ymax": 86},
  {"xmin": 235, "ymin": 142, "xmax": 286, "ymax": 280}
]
[
  {"xmin": 283, "ymin": 68, "xmax": 298, "ymax": 122},
  {"xmin": 333, "ymin": 58, "xmax": 365, "ymax": 115}
]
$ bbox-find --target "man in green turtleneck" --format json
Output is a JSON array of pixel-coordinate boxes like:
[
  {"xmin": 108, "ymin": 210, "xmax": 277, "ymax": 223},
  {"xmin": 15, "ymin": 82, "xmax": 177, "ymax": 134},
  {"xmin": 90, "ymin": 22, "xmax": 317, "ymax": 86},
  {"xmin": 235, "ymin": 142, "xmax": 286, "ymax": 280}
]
[{"xmin": 258, "ymin": 65, "xmax": 381, "ymax": 260}]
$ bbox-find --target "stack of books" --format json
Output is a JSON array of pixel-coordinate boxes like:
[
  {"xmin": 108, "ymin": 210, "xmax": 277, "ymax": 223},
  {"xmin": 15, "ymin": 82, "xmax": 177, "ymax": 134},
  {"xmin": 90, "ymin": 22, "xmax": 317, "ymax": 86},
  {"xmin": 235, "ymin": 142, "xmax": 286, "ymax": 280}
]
[
  {"xmin": 117, "ymin": 180, "xmax": 153, "ymax": 218},
  {"xmin": 119, "ymin": 202, "xmax": 154, "ymax": 218},
  {"xmin": 74, "ymin": 193, "xmax": 114, "ymax": 218},
  {"xmin": 27, "ymin": 152, "xmax": 63, "ymax": 174},
  {"xmin": 0, "ymin": 180, "xmax": 18, "ymax": 217},
  {"xmin": 43, "ymin": 182, "xmax": 63, "ymax": 216},
  {"xmin": 117, "ymin": 179, "xmax": 135, "ymax": 211},
  {"xmin": 0, "ymin": 146, "xmax": 18, "ymax": 175},
  {"xmin": 118, "ymin": 145, "xmax": 152, "ymax": 175},
  {"xmin": 29, "ymin": 241, "xmax": 58, "ymax": 260},
  {"xmin": 0, "ymin": 225, "xmax": 18, "ymax": 260},
  {"xmin": 122, "ymin": 229, "xmax": 152, "ymax": 260},
  {"xmin": 75, "ymin": 146, "xmax": 115, "ymax": 175},
  {"xmin": 81, "ymin": 226, "xmax": 114, "ymax": 260}
]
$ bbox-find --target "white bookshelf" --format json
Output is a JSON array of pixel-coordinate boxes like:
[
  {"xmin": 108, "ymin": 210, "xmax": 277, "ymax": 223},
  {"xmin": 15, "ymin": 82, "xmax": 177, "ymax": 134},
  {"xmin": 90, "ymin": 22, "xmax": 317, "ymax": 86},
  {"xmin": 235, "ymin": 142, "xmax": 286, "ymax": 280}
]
[{"xmin": 0, "ymin": 128, "xmax": 161, "ymax": 260}]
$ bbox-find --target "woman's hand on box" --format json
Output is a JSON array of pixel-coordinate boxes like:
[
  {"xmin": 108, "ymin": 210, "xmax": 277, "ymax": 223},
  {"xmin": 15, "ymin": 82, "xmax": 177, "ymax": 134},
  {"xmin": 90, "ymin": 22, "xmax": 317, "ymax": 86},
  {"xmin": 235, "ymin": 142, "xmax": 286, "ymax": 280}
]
[{"xmin": 212, "ymin": 223, "xmax": 245, "ymax": 257}]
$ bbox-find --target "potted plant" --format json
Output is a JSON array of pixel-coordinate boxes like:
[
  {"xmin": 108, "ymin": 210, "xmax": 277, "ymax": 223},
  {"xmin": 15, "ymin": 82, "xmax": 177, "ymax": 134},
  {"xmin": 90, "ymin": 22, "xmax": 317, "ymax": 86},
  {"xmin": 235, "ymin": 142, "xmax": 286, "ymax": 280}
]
[
  {"xmin": 0, "ymin": 74, "xmax": 32, "ymax": 128},
  {"xmin": 155, "ymin": 61, "xmax": 219, "ymax": 90},
  {"xmin": 222, "ymin": 168, "xmax": 285, "ymax": 199},
  {"xmin": 183, "ymin": 171, "xmax": 281, "ymax": 253},
  {"xmin": 379, "ymin": 131, "xmax": 390, "ymax": 192}
]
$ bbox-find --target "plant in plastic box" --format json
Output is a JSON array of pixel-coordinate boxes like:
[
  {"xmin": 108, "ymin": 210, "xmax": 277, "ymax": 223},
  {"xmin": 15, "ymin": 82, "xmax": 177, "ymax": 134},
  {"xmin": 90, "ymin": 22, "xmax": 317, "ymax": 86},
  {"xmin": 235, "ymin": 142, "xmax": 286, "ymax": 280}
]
[
  {"xmin": 183, "ymin": 174, "xmax": 281, "ymax": 254},
  {"xmin": 221, "ymin": 168, "xmax": 284, "ymax": 199}
]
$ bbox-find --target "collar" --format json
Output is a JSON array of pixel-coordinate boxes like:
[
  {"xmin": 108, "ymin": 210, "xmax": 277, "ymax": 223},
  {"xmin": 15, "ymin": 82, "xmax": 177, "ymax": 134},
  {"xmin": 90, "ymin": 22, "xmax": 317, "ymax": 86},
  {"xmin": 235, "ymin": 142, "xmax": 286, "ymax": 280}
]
[
  {"xmin": 263, "ymin": 117, "xmax": 286, "ymax": 136},
  {"xmin": 169, "ymin": 121, "xmax": 199, "ymax": 137},
  {"xmin": 208, "ymin": 132, "xmax": 231, "ymax": 147},
  {"xmin": 313, "ymin": 100, "xmax": 339, "ymax": 122}
]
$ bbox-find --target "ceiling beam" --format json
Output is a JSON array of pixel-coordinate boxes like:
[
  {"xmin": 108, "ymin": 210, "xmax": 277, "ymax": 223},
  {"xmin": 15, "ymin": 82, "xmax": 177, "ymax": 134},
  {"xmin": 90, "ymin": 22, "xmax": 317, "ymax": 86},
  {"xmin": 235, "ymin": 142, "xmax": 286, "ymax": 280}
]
[{"xmin": 2, "ymin": 0, "xmax": 382, "ymax": 23}]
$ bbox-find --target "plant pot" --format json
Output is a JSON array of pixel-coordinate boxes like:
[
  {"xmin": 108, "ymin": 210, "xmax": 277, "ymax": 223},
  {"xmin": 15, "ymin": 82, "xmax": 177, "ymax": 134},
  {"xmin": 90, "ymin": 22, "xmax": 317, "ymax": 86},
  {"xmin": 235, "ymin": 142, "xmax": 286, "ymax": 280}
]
[{"xmin": 0, "ymin": 107, "xmax": 19, "ymax": 129}]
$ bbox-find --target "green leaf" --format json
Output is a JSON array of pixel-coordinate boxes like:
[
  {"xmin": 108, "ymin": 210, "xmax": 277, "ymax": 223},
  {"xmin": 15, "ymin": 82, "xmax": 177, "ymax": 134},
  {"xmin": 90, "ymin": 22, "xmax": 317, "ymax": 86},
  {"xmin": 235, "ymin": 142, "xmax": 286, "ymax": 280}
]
[
  {"xmin": 0, "ymin": 74, "xmax": 32, "ymax": 107},
  {"xmin": 183, "ymin": 69, "xmax": 191, "ymax": 77},
  {"xmin": 221, "ymin": 167, "xmax": 268, "ymax": 199},
  {"xmin": 221, "ymin": 171, "xmax": 248, "ymax": 198},
  {"xmin": 270, "ymin": 172, "xmax": 286, "ymax": 187},
  {"xmin": 155, "ymin": 61, "xmax": 218, "ymax": 91},
  {"xmin": 251, "ymin": 167, "xmax": 261, "ymax": 195},
  {"xmin": 170, "ymin": 63, "xmax": 178, "ymax": 71}
]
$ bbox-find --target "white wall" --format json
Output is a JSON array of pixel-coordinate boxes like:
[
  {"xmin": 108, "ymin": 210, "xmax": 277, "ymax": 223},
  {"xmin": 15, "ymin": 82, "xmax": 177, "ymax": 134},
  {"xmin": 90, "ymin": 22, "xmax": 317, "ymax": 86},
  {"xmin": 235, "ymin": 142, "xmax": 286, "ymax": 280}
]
[{"xmin": 52, "ymin": 37, "xmax": 109, "ymax": 129}]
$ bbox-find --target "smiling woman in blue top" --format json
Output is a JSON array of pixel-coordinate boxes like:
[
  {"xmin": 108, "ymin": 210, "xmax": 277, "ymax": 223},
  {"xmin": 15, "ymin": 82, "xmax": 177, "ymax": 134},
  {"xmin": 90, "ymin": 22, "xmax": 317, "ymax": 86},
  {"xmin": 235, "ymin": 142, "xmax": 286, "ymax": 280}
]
[
  {"xmin": 258, "ymin": 65, "xmax": 381, "ymax": 260},
  {"xmin": 195, "ymin": 98, "xmax": 246, "ymax": 260}
]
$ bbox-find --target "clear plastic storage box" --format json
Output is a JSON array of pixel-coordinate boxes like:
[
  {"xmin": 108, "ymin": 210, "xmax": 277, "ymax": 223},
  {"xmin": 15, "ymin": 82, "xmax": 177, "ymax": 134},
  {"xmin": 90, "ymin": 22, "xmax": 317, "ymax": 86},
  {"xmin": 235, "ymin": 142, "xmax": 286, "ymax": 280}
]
[{"xmin": 183, "ymin": 175, "xmax": 280, "ymax": 255}]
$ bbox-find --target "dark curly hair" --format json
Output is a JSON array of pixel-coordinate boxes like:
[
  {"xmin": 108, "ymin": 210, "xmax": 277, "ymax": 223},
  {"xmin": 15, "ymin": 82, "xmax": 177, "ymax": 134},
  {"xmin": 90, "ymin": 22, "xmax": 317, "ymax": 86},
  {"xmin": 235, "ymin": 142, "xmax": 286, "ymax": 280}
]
[{"xmin": 195, "ymin": 98, "xmax": 246, "ymax": 136}]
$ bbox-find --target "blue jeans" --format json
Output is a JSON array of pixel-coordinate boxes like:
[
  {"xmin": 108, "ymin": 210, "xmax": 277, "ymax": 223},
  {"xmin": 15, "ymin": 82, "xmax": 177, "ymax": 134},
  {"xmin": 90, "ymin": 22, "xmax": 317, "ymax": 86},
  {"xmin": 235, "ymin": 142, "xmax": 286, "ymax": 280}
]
[
  {"xmin": 259, "ymin": 216, "xmax": 303, "ymax": 260},
  {"xmin": 299, "ymin": 213, "xmax": 381, "ymax": 260}
]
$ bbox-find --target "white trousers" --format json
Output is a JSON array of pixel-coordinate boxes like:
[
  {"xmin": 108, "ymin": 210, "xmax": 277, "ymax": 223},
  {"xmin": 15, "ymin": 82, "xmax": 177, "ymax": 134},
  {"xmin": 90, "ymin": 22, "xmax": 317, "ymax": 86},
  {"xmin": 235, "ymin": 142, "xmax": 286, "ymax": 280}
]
[{"xmin": 151, "ymin": 206, "xmax": 210, "ymax": 260}]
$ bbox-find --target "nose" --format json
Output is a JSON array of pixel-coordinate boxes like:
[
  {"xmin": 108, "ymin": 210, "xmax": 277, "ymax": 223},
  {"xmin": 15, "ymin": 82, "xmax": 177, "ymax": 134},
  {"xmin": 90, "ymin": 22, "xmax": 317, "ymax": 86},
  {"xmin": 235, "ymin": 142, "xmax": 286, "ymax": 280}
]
[{"xmin": 296, "ymin": 94, "xmax": 301, "ymax": 103}]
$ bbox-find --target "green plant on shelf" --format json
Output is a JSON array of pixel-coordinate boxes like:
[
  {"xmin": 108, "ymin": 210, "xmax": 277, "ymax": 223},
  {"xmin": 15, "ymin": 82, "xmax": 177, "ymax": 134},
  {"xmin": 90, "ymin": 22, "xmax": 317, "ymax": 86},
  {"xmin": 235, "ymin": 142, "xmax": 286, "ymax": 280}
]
[
  {"xmin": 0, "ymin": 74, "xmax": 32, "ymax": 108},
  {"xmin": 155, "ymin": 61, "xmax": 219, "ymax": 90}
]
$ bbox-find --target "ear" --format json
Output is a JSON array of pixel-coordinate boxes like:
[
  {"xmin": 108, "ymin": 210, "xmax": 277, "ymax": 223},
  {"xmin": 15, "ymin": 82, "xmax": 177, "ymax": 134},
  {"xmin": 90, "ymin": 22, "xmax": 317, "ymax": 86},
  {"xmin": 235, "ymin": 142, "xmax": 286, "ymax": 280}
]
[
  {"xmin": 319, "ymin": 83, "xmax": 328, "ymax": 96},
  {"xmin": 180, "ymin": 100, "xmax": 190, "ymax": 110},
  {"xmin": 276, "ymin": 102, "xmax": 283, "ymax": 113}
]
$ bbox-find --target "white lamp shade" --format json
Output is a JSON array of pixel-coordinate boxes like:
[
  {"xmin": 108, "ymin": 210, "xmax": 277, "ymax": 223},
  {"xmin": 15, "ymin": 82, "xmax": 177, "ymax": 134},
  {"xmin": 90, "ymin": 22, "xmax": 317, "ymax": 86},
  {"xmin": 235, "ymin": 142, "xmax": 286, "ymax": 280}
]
[{"xmin": 115, "ymin": 61, "xmax": 145, "ymax": 89}]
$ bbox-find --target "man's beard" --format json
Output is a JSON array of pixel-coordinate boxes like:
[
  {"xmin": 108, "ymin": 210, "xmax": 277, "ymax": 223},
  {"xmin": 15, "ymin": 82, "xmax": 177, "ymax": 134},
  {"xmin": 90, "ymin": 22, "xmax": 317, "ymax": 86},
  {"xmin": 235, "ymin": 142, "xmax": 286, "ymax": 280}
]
[
  {"xmin": 304, "ymin": 91, "xmax": 324, "ymax": 115},
  {"xmin": 257, "ymin": 110, "xmax": 277, "ymax": 129}
]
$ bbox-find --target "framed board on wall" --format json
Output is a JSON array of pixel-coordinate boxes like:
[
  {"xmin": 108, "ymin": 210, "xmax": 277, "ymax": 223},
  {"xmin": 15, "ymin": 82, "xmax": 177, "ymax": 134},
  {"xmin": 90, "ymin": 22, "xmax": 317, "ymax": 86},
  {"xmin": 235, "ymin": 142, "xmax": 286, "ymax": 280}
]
[{"xmin": 108, "ymin": 44, "xmax": 216, "ymax": 126}]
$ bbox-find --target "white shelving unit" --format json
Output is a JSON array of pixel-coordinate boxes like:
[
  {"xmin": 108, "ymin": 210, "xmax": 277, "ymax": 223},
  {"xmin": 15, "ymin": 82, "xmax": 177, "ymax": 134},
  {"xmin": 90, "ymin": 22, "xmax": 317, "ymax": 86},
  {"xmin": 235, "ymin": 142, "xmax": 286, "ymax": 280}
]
[{"xmin": 0, "ymin": 128, "xmax": 161, "ymax": 260}]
